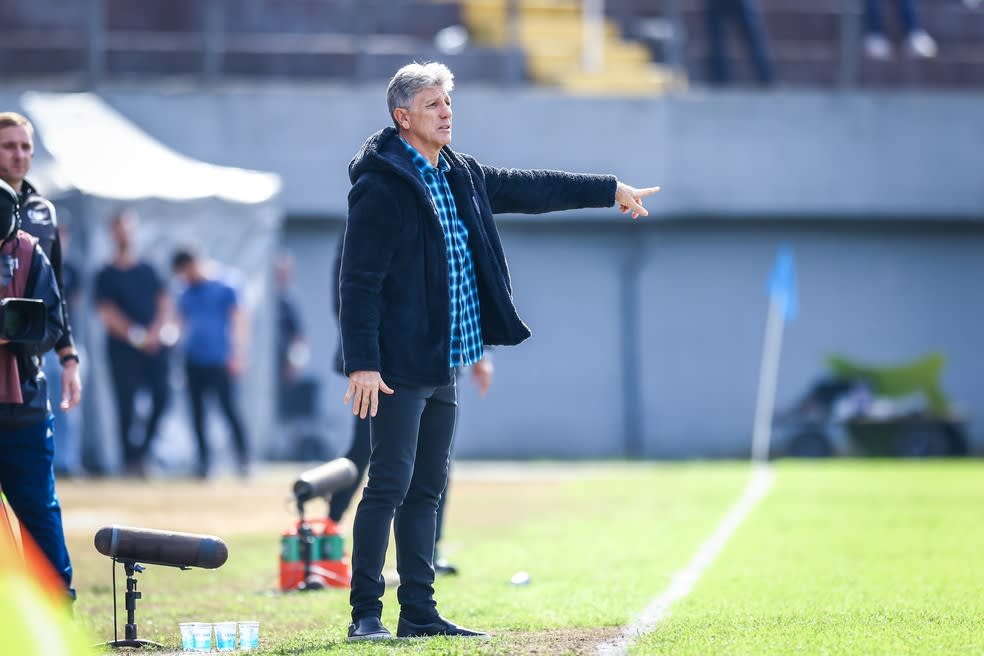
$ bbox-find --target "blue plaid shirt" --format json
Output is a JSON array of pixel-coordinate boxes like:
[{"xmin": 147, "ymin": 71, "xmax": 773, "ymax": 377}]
[{"xmin": 401, "ymin": 139, "xmax": 484, "ymax": 368}]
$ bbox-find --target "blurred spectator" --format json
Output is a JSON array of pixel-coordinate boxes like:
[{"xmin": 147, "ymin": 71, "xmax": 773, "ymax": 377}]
[
  {"xmin": 171, "ymin": 248, "xmax": 250, "ymax": 478},
  {"xmin": 44, "ymin": 219, "xmax": 84, "ymax": 477},
  {"xmin": 863, "ymin": 0, "xmax": 937, "ymax": 59},
  {"xmin": 705, "ymin": 0, "xmax": 775, "ymax": 86},
  {"xmin": 275, "ymin": 251, "xmax": 309, "ymax": 415},
  {"xmin": 94, "ymin": 209, "xmax": 173, "ymax": 477}
]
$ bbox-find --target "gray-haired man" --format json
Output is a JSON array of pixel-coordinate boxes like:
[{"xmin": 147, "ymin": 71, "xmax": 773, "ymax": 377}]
[{"xmin": 340, "ymin": 62, "xmax": 659, "ymax": 640}]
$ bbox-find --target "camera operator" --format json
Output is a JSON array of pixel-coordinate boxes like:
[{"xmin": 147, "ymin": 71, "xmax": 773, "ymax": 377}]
[
  {"xmin": 0, "ymin": 178, "xmax": 73, "ymax": 599},
  {"xmin": 0, "ymin": 113, "xmax": 82, "ymax": 419}
]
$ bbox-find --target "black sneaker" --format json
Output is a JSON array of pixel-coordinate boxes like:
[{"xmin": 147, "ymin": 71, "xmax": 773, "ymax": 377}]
[
  {"xmin": 396, "ymin": 615, "xmax": 488, "ymax": 638},
  {"xmin": 434, "ymin": 557, "xmax": 459, "ymax": 576},
  {"xmin": 347, "ymin": 616, "xmax": 392, "ymax": 641}
]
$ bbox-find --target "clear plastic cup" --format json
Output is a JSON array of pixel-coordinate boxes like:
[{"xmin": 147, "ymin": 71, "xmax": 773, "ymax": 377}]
[
  {"xmin": 238, "ymin": 621, "xmax": 260, "ymax": 651},
  {"xmin": 178, "ymin": 622, "xmax": 196, "ymax": 651},
  {"xmin": 214, "ymin": 621, "xmax": 237, "ymax": 651},
  {"xmin": 192, "ymin": 623, "xmax": 213, "ymax": 652}
]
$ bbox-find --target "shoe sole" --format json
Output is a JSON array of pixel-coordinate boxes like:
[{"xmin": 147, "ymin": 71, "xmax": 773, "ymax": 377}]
[
  {"xmin": 347, "ymin": 633, "xmax": 393, "ymax": 642},
  {"xmin": 396, "ymin": 633, "xmax": 490, "ymax": 640}
]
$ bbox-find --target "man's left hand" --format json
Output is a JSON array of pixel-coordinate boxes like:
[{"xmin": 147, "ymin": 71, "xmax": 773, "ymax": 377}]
[
  {"xmin": 615, "ymin": 182, "xmax": 660, "ymax": 219},
  {"xmin": 60, "ymin": 360, "xmax": 82, "ymax": 411}
]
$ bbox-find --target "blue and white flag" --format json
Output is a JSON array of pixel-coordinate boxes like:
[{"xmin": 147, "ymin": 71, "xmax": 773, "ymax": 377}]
[{"xmin": 767, "ymin": 245, "xmax": 798, "ymax": 322}]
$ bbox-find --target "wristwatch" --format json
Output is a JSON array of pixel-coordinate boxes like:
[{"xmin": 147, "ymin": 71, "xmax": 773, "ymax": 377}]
[
  {"xmin": 60, "ymin": 353, "xmax": 80, "ymax": 366},
  {"xmin": 127, "ymin": 325, "xmax": 148, "ymax": 348}
]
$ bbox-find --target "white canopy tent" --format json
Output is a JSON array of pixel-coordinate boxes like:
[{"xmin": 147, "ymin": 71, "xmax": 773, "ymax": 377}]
[{"xmin": 20, "ymin": 92, "xmax": 284, "ymax": 474}]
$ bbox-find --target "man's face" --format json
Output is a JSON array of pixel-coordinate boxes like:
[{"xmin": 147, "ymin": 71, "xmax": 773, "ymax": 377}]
[
  {"xmin": 398, "ymin": 86, "xmax": 453, "ymax": 153},
  {"xmin": 173, "ymin": 264, "xmax": 192, "ymax": 285},
  {"xmin": 0, "ymin": 125, "xmax": 33, "ymax": 187},
  {"xmin": 111, "ymin": 214, "xmax": 136, "ymax": 250}
]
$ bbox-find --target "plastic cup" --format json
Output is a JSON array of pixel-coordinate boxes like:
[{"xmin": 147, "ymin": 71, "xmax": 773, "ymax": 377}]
[
  {"xmin": 238, "ymin": 621, "xmax": 260, "ymax": 651},
  {"xmin": 214, "ymin": 621, "xmax": 237, "ymax": 651},
  {"xmin": 178, "ymin": 623, "xmax": 196, "ymax": 651},
  {"xmin": 192, "ymin": 623, "xmax": 213, "ymax": 652}
]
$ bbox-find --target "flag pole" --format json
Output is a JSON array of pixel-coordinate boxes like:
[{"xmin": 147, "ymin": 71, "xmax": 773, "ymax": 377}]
[
  {"xmin": 751, "ymin": 296, "xmax": 785, "ymax": 463},
  {"xmin": 752, "ymin": 246, "xmax": 797, "ymax": 463}
]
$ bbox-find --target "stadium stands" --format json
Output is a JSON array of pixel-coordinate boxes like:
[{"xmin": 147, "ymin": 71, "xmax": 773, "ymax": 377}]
[
  {"xmin": 0, "ymin": 0, "xmax": 523, "ymax": 84},
  {"xmin": 449, "ymin": 0, "xmax": 682, "ymax": 93},
  {"xmin": 613, "ymin": 0, "xmax": 984, "ymax": 87},
  {"xmin": 0, "ymin": 0, "xmax": 981, "ymax": 88}
]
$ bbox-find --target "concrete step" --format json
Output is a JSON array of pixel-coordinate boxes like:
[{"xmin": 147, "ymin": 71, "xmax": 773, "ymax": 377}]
[{"xmin": 558, "ymin": 65, "xmax": 684, "ymax": 94}]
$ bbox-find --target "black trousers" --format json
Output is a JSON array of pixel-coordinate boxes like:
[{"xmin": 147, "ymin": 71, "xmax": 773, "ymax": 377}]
[
  {"xmin": 349, "ymin": 374, "xmax": 456, "ymax": 622},
  {"xmin": 184, "ymin": 363, "xmax": 249, "ymax": 469},
  {"xmin": 329, "ymin": 415, "xmax": 453, "ymax": 540},
  {"xmin": 864, "ymin": 0, "xmax": 919, "ymax": 35},
  {"xmin": 705, "ymin": 0, "xmax": 774, "ymax": 85},
  {"xmin": 107, "ymin": 341, "xmax": 170, "ymax": 467}
]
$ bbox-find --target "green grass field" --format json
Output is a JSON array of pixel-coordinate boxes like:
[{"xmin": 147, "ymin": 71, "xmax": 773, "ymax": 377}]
[{"xmin": 56, "ymin": 460, "xmax": 984, "ymax": 655}]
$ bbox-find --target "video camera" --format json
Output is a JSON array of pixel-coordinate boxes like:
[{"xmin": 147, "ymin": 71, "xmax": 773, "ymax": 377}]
[
  {"xmin": 0, "ymin": 297, "xmax": 46, "ymax": 342},
  {"xmin": 0, "ymin": 178, "xmax": 47, "ymax": 343}
]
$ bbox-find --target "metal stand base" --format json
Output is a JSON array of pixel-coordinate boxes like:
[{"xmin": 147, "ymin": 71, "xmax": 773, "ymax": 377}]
[
  {"xmin": 104, "ymin": 638, "xmax": 164, "ymax": 649},
  {"xmin": 102, "ymin": 560, "xmax": 164, "ymax": 650}
]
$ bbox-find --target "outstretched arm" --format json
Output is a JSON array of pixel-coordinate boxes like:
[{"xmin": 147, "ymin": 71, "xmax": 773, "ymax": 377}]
[{"xmin": 479, "ymin": 162, "xmax": 659, "ymax": 218}]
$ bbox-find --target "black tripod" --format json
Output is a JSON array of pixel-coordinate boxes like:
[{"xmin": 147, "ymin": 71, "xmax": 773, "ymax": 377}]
[
  {"xmin": 296, "ymin": 520, "xmax": 324, "ymax": 591},
  {"xmin": 103, "ymin": 559, "xmax": 164, "ymax": 649}
]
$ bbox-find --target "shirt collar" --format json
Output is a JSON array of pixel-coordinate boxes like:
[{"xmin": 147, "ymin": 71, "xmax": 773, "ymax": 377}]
[{"xmin": 400, "ymin": 137, "xmax": 450, "ymax": 175}]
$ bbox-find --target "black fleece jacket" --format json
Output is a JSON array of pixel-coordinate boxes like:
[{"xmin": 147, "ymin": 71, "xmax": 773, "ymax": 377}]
[{"xmin": 339, "ymin": 127, "xmax": 617, "ymax": 387}]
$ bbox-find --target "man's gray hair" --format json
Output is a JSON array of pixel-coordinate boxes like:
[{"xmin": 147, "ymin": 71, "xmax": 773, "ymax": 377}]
[{"xmin": 386, "ymin": 62, "xmax": 455, "ymax": 129}]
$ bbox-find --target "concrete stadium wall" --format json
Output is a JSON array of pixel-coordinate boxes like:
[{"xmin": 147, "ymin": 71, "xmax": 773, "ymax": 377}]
[
  {"xmin": 75, "ymin": 86, "xmax": 984, "ymax": 219},
  {"xmin": 285, "ymin": 217, "xmax": 984, "ymax": 459}
]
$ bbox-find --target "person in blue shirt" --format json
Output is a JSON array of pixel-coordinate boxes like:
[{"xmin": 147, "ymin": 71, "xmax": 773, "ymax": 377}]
[
  {"xmin": 171, "ymin": 248, "xmax": 250, "ymax": 479},
  {"xmin": 339, "ymin": 61, "xmax": 659, "ymax": 642}
]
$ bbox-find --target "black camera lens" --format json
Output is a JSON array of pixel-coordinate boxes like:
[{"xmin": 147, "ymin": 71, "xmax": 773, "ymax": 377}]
[
  {"xmin": 0, "ymin": 298, "xmax": 45, "ymax": 342},
  {"xmin": 2, "ymin": 308, "xmax": 27, "ymax": 340}
]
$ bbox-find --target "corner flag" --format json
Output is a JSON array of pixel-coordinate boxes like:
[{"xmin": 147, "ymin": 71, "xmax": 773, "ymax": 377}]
[
  {"xmin": 767, "ymin": 245, "xmax": 798, "ymax": 322},
  {"xmin": 752, "ymin": 245, "xmax": 798, "ymax": 462}
]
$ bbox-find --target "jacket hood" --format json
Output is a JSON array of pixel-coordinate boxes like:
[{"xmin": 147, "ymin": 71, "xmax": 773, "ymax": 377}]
[{"xmin": 348, "ymin": 127, "xmax": 466, "ymax": 186}]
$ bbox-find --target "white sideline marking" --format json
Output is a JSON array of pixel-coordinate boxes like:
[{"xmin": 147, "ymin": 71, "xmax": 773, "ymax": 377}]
[{"xmin": 597, "ymin": 464, "xmax": 775, "ymax": 656}]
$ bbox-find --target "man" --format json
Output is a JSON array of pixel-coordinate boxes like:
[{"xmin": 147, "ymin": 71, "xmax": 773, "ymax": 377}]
[
  {"xmin": 171, "ymin": 248, "xmax": 250, "ymax": 478},
  {"xmin": 0, "ymin": 178, "xmax": 72, "ymax": 598},
  {"xmin": 94, "ymin": 209, "xmax": 172, "ymax": 476},
  {"xmin": 0, "ymin": 113, "xmax": 82, "ymax": 425},
  {"xmin": 339, "ymin": 62, "xmax": 659, "ymax": 641}
]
